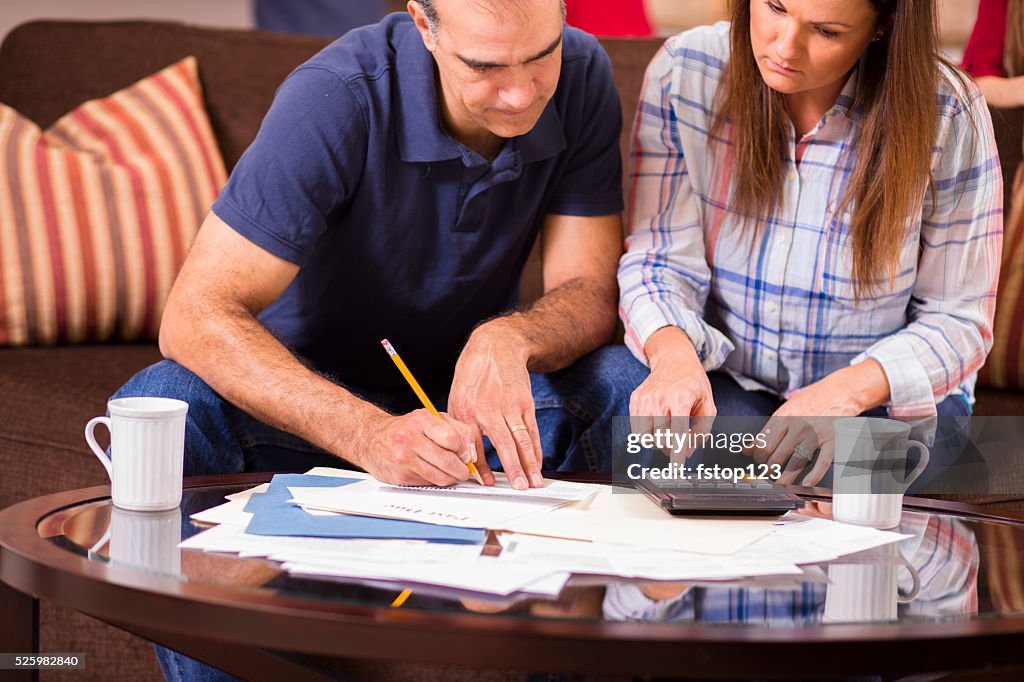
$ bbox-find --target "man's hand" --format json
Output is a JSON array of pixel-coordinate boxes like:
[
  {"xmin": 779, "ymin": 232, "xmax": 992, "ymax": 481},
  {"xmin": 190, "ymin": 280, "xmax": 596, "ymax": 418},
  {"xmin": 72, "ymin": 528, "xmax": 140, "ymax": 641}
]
[
  {"xmin": 448, "ymin": 324, "xmax": 543, "ymax": 490},
  {"xmin": 361, "ymin": 409, "xmax": 479, "ymax": 487},
  {"xmin": 442, "ymin": 212, "xmax": 620, "ymax": 489}
]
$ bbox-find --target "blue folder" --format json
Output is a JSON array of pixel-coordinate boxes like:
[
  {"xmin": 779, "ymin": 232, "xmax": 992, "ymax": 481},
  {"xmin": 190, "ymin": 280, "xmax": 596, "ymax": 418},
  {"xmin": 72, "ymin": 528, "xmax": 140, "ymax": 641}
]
[{"xmin": 243, "ymin": 474, "xmax": 486, "ymax": 544}]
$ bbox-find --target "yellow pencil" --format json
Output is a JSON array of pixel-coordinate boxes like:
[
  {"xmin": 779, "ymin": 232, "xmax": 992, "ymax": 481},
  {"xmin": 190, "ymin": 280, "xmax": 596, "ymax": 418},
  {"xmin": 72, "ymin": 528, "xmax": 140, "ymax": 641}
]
[
  {"xmin": 390, "ymin": 587, "xmax": 412, "ymax": 608},
  {"xmin": 381, "ymin": 339, "xmax": 484, "ymax": 485}
]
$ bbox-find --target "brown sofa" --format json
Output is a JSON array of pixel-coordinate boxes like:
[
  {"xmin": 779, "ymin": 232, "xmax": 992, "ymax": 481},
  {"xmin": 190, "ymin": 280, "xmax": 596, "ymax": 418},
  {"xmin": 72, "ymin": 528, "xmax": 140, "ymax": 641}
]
[{"xmin": 1, "ymin": 18, "xmax": 1023, "ymax": 682}]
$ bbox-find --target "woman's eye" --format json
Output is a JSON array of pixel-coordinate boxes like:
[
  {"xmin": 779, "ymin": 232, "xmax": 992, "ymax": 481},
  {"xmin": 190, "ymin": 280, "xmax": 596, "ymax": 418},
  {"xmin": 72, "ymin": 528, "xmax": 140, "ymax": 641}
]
[{"xmin": 766, "ymin": 1, "xmax": 785, "ymax": 14}]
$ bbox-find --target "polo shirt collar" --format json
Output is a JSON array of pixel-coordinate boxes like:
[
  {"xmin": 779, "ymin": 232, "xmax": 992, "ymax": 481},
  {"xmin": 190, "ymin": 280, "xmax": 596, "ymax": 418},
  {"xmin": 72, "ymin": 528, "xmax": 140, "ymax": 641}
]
[
  {"xmin": 395, "ymin": 29, "xmax": 461, "ymax": 162},
  {"xmin": 518, "ymin": 100, "xmax": 566, "ymax": 165},
  {"xmin": 394, "ymin": 28, "xmax": 567, "ymax": 165}
]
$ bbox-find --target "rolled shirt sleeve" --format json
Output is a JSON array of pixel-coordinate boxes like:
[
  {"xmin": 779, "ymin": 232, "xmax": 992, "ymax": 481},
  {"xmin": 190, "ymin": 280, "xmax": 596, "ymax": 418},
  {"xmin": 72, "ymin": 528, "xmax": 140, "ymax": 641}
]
[{"xmin": 617, "ymin": 43, "xmax": 735, "ymax": 370}]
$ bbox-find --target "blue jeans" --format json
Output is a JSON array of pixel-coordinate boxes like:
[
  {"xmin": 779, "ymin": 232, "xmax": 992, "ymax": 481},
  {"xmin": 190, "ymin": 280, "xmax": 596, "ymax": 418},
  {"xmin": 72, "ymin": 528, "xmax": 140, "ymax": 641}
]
[
  {"xmin": 114, "ymin": 344, "xmax": 643, "ymax": 478},
  {"xmin": 114, "ymin": 345, "xmax": 643, "ymax": 682}
]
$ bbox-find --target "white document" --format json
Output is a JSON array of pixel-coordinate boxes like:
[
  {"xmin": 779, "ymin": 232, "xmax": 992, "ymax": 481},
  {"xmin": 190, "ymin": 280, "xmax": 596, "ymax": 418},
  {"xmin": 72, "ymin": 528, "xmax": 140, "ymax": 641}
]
[
  {"xmin": 500, "ymin": 486, "xmax": 776, "ymax": 555},
  {"xmin": 606, "ymin": 546, "xmax": 801, "ymax": 581},
  {"xmin": 497, "ymin": 533, "xmax": 801, "ymax": 581},
  {"xmin": 383, "ymin": 473, "xmax": 600, "ymax": 503},
  {"xmin": 289, "ymin": 479, "xmax": 567, "ymax": 529},
  {"xmin": 283, "ymin": 555, "xmax": 570, "ymax": 597},
  {"xmin": 180, "ymin": 523, "xmax": 482, "ymax": 563},
  {"xmin": 190, "ymin": 468, "xmax": 369, "ymax": 526},
  {"xmin": 737, "ymin": 518, "xmax": 911, "ymax": 565},
  {"xmin": 497, "ymin": 534, "xmax": 619, "ymax": 575},
  {"xmin": 190, "ymin": 497, "xmax": 253, "ymax": 527},
  {"xmin": 182, "ymin": 524, "xmax": 567, "ymax": 597}
]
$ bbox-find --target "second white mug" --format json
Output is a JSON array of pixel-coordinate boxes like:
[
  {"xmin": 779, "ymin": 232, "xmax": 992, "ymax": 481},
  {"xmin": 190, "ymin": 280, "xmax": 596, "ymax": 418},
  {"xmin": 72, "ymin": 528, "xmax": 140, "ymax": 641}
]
[{"xmin": 832, "ymin": 417, "xmax": 929, "ymax": 529}]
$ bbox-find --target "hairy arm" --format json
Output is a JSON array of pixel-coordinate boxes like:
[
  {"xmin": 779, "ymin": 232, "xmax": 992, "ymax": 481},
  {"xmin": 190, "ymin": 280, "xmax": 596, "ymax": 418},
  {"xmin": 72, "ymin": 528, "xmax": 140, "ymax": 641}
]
[
  {"xmin": 472, "ymin": 212, "xmax": 621, "ymax": 372},
  {"xmin": 160, "ymin": 212, "xmax": 475, "ymax": 485},
  {"xmin": 448, "ymin": 212, "xmax": 621, "ymax": 488}
]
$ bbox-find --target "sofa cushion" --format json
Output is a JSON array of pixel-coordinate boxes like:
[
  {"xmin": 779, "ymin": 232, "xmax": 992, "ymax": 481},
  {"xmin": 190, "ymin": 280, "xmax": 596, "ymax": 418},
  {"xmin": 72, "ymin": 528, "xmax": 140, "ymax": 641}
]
[
  {"xmin": 980, "ymin": 140, "xmax": 1024, "ymax": 391},
  {"xmin": 0, "ymin": 20, "xmax": 329, "ymax": 171},
  {"xmin": 0, "ymin": 57, "xmax": 226, "ymax": 345},
  {"xmin": 0, "ymin": 344, "xmax": 163, "ymax": 510}
]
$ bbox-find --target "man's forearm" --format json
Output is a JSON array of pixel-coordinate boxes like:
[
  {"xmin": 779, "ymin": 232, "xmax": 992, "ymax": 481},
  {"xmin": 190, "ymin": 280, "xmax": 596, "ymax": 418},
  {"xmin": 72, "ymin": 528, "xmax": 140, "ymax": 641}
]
[
  {"xmin": 160, "ymin": 301, "xmax": 383, "ymax": 466},
  {"xmin": 475, "ymin": 276, "xmax": 618, "ymax": 374}
]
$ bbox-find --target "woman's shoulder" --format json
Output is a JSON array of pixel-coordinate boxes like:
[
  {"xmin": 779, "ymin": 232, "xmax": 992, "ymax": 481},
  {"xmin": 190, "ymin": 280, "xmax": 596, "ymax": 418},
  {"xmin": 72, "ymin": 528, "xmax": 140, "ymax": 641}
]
[
  {"xmin": 934, "ymin": 61, "xmax": 986, "ymax": 121},
  {"xmin": 929, "ymin": 61, "xmax": 998, "ymax": 176},
  {"xmin": 654, "ymin": 21, "xmax": 731, "ymax": 75}
]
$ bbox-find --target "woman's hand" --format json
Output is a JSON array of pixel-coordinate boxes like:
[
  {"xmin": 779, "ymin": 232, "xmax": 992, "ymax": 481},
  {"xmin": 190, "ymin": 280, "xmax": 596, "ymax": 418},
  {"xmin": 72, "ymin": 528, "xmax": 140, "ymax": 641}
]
[
  {"xmin": 748, "ymin": 360, "xmax": 891, "ymax": 485},
  {"xmin": 630, "ymin": 327, "xmax": 716, "ymax": 461}
]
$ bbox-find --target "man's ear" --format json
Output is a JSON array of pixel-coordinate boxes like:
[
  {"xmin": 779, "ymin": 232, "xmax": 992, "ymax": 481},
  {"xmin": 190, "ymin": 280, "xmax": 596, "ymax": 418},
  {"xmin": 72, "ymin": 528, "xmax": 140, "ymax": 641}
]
[{"xmin": 407, "ymin": 1, "xmax": 436, "ymax": 52}]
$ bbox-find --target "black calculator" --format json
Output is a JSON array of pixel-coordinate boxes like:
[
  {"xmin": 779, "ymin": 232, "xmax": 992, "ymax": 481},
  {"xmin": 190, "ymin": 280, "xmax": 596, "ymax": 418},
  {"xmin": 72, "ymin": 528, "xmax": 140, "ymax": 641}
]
[{"xmin": 633, "ymin": 477, "xmax": 805, "ymax": 516}]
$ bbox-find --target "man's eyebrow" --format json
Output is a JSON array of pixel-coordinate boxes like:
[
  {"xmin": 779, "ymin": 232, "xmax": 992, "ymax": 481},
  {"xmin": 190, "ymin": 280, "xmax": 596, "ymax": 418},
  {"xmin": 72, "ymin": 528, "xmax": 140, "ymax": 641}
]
[{"xmin": 457, "ymin": 34, "xmax": 562, "ymax": 69}]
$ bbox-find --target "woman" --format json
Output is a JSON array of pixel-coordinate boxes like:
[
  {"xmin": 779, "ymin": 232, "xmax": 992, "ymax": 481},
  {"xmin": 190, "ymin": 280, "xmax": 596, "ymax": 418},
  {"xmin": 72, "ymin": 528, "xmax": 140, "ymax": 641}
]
[
  {"xmin": 618, "ymin": 0, "xmax": 1002, "ymax": 483},
  {"xmin": 962, "ymin": 0, "xmax": 1024, "ymax": 390},
  {"xmin": 566, "ymin": 0, "xmax": 652, "ymax": 37},
  {"xmin": 962, "ymin": 0, "xmax": 1024, "ymax": 107}
]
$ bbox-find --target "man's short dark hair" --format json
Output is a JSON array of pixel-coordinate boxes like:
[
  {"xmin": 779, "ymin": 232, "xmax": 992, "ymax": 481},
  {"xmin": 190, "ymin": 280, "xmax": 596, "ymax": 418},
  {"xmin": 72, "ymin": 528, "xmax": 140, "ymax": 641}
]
[{"xmin": 415, "ymin": 0, "xmax": 566, "ymax": 40}]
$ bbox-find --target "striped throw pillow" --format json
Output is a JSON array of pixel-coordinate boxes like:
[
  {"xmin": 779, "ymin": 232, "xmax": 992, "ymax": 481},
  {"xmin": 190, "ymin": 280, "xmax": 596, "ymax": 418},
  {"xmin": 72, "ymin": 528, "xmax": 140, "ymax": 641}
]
[{"xmin": 0, "ymin": 56, "xmax": 226, "ymax": 345}]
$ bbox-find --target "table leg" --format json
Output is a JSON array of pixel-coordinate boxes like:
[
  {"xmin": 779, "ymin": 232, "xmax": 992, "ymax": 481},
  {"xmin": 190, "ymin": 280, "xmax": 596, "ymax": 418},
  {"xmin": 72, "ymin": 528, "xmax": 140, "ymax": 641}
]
[{"xmin": 0, "ymin": 580, "xmax": 39, "ymax": 682}]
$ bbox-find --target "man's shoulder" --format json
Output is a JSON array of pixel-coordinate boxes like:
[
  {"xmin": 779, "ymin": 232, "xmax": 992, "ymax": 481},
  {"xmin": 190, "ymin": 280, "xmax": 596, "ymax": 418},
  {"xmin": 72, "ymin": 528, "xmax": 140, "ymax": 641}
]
[
  {"xmin": 560, "ymin": 24, "xmax": 605, "ymax": 63},
  {"xmin": 555, "ymin": 25, "xmax": 617, "ymax": 102},
  {"xmin": 293, "ymin": 13, "xmax": 413, "ymax": 86}
]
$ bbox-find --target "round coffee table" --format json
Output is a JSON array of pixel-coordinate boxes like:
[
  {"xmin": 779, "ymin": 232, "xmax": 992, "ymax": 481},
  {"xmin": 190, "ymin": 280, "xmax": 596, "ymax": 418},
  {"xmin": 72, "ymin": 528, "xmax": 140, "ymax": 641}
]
[{"xmin": 2, "ymin": 474, "xmax": 1024, "ymax": 680}]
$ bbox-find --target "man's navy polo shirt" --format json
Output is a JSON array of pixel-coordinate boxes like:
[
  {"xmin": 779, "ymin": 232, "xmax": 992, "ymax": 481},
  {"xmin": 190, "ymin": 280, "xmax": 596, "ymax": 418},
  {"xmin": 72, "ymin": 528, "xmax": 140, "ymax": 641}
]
[{"xmin": 212, "ymin": 13, "xmax": 623, "ymax": 395}]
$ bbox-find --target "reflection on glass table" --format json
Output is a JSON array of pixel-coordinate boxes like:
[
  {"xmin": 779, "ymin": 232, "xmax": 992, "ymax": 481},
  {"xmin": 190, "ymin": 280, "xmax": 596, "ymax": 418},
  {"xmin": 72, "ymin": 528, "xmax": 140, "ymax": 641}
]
[{"xmin": 55, "ymin": 486, "xmax": 1012, "ymax": 630}]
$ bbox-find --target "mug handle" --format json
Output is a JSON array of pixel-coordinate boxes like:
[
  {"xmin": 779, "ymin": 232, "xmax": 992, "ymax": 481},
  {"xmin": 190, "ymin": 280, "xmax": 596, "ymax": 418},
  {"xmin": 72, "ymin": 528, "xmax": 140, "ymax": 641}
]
[
  {"xmin": 85, "ymin": 416, "xmax": 113, "ymax": 480},
  {"xmin": 897, "ymin": 556, "xmax": 922, "ymax": 603},
  {"xmin": 902, "ymin": 439, "xmax": 930, "ymax": 486},
  {"xmin": 87, "ymin": 527, "xmax": 112, "ymax": 562}
]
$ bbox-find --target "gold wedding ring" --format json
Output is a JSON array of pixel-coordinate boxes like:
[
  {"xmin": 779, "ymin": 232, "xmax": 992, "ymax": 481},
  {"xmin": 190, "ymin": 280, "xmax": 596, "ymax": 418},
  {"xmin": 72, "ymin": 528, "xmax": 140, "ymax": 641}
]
[{"xmin": 510, "ymin": 424, "xmax": 529, "ymax": 433}]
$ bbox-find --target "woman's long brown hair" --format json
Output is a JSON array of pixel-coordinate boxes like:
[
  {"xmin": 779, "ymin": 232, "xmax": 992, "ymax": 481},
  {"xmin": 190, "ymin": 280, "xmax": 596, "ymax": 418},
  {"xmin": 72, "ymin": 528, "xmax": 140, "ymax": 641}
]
[
  {"xmin": 1007, "ymin": 0, "xmax": 1024, "ymax": 76},
  {"xmin": 710, "ymin": 0, "xmax": 960, "ymax": 298}
]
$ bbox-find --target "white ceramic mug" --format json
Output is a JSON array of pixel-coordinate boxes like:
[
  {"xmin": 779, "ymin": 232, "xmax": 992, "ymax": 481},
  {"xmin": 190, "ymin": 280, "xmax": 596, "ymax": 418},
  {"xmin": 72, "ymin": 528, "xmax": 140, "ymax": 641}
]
[
  {"xmin": 831, "ymin": 417, "xmax": 929, "ymax": 529},
  {"xmin": 823, "ymin": 544, "xmax": 921, "ymax": 623},
  {"xmin": 85, "ymin": 397, "xmax": 188, "ymax": 511},
  {"xmin": 89, "ymin": 507, "xmax": 182, "ymax": 577}
]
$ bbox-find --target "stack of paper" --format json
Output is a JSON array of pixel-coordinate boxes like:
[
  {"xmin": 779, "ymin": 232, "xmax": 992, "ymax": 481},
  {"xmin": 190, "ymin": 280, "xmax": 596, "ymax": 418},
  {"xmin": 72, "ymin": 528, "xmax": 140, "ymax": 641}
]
[
  {"xmin": 182, "ymin": 468, "xmax": 912, "ymax": 598},
  {"xmin": 287, "ymin": 474, "xmax": 596, "ymax": 528}
]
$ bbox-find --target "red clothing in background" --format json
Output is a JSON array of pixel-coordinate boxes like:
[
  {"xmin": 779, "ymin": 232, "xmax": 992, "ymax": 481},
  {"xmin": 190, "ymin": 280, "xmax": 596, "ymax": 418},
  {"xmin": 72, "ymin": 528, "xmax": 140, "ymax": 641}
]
[
  {"xmin": 565, "ymin": 0, "xmax": 652, "ymax": 37},
  {"xmin": 962, "ymin": 0, "xmax": 1009, "ymax": 78}
]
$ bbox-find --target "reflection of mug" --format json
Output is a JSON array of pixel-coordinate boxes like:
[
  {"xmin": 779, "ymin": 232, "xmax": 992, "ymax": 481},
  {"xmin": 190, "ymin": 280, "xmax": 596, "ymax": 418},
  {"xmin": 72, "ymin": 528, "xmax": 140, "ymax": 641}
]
[
  {"xmin": 823, "ymin": 544, "xmax": 920, "ymax": 623},
  {"xmin": 832, "ymin": 418, "xmax": 929, "ymax": 529},
  {"xmin": 85, "ymin": 397, "xmax": 188, "ymax": 511},
  {"xmin": 89, "ymin": 507, "xmax": 182, "ymax": 577}
]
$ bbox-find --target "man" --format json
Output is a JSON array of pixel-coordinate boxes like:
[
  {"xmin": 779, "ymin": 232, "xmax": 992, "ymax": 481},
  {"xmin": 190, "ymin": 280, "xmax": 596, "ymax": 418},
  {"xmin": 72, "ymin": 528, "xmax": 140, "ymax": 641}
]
[{"xmin": 116, "ymin": 0, "xmax": 636, "ymax": 498}]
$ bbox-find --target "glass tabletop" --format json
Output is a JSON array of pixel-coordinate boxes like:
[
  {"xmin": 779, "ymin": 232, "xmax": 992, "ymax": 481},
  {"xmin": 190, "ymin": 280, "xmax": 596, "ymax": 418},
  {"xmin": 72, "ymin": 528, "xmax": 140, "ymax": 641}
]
[{"xmin": 38, "ymin": 480, "xmax": 1024, "ymax": 632}]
